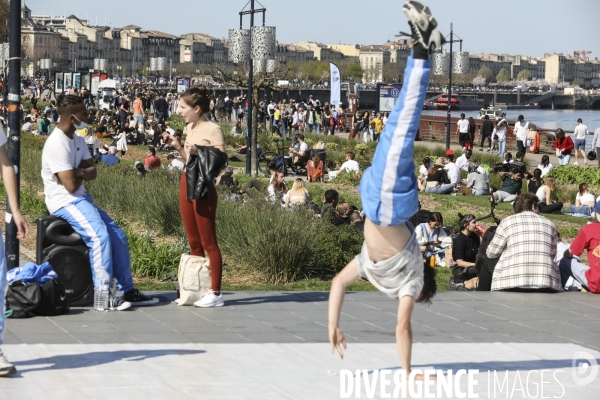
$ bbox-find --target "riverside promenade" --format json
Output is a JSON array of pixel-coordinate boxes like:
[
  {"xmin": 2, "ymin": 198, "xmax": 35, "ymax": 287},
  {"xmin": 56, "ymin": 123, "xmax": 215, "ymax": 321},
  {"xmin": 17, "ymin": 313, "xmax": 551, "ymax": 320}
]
[{"xmin": 1, "ymin": 290, "xmax": 599, "ymax": 399}]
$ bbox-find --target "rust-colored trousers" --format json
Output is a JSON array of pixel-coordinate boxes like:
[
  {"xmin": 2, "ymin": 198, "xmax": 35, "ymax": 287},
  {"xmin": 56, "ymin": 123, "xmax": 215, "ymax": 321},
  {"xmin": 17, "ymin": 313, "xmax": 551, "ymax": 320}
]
[{"xmin": 179, "ymin": 175, "xmax": 223, "ymax": 292}]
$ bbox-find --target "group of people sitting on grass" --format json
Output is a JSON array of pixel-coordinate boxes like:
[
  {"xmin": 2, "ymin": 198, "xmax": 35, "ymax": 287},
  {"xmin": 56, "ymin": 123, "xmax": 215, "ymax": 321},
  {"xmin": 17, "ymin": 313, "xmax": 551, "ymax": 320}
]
[{"xmin": 414, "ymin": 194, "xmax": 599, "ymax": 295}]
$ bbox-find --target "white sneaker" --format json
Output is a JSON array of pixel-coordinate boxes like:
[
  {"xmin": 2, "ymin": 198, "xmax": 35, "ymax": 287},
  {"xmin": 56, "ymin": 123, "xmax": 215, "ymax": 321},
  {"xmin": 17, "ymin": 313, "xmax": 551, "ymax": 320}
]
[
  {"xmin": 194, "ymin": 289, "xmax": 224, "ymax": 308},
  {"xmin": 574, "ymin": 162, "xmax": 579, "ymax": 165},
  {"xmin": 0, "ymin": 350, "xmax": 17, "ymax": 377}
]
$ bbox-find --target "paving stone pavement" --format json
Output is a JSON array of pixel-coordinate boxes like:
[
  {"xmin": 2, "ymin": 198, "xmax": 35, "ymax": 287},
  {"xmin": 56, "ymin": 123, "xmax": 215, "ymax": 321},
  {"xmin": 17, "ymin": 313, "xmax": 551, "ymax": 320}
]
[
  {"xmin": 2, "ymin": 291, "xmax": 600, "ymax": 399},
  {"xmin": 4, "ymin": 291, "xmax": 600, "ymax": 349}
]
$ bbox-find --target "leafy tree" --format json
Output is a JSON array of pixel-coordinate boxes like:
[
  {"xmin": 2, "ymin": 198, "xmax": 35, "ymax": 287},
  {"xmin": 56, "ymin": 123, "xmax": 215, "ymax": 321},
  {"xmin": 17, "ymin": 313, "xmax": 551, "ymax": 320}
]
[
  {"xmin": 345, "ymin": 63, "xmax": 364, "ymax": 81},
  {"xmin": 478, "ymin": 66, "xmax": 494, "ymax": 82},
  {"xmin": 517, "ymin": 70, "xmax": 532, "ymax": 81},
  {"xmin": 496, "ymin": 68, "xmax": 511, "ymax": 82},
  {"xmin": 0, "ymin": 0, "xmax": 8, "ymax": 32}
]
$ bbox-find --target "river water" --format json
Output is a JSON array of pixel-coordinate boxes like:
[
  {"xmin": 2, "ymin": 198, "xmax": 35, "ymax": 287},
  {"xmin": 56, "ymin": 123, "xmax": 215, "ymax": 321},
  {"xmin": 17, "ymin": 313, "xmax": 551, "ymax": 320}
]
[{"xmin": 423, "ymin": 109, "xmax": 600, "ymax": 151}]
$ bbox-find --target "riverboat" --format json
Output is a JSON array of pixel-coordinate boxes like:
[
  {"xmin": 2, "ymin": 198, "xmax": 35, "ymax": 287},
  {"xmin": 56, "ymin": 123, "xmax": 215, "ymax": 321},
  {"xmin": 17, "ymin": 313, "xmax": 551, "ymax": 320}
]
[{"xmin": 434, "ymin": 94, "xmax": 484, "ymax": 110}]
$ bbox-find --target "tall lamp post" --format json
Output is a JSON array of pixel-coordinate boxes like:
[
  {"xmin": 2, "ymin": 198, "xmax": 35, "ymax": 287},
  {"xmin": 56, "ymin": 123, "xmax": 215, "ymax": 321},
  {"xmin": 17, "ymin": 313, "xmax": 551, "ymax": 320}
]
[
  {"xmin": 229, "ymin": 0, "xmax": 276, "ymax": 175},
  {"xmin": 443, "ymin": 23, "xmax": 463, "ymax": 150}
]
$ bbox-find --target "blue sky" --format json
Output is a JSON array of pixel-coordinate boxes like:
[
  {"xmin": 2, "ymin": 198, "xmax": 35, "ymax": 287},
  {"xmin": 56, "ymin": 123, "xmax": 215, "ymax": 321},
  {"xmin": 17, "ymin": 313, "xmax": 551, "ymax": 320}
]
[{"xmin": 25, "ymin": 0, "xmax": 600, "ymax": 59}]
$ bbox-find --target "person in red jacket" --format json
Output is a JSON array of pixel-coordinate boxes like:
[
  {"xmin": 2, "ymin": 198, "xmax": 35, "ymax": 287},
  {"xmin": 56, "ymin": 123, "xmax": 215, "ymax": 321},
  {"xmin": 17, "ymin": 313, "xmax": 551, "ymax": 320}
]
[
  {"xmin": 554, "ymin": 128, "xmax": 574, "ymax": 166},
  {"xmin": 559, "ymin": 202, "xmax": 600, "ymax": 293}
]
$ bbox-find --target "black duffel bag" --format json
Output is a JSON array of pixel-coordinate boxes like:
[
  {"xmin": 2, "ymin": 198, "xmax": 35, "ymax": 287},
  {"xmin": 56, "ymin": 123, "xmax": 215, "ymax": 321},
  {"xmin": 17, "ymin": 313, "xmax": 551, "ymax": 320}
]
[
  {"xmin": 5, "ymin": 279, "xmax": 70, "ymax": 318},
  {"xmin": 5, "ymin": 280, "xmax": 40, "ymax": 318}
]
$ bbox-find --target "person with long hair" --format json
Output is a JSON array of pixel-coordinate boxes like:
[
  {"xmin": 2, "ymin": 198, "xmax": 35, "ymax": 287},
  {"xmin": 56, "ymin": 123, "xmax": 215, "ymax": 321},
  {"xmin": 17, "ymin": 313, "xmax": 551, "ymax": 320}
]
[
  {"xmin": 415, "ymin": 211, "xmax": 448, "ymax": 257},
  {"xmin": 536, "ymin": 155, "xmax": 553, "ymax": 177},
  {"xmin": 268, "ymin": 171, "xmax": 288, "ymax": 205},
  {"xmin": 306, "ymin": 153, "xmax": 324, "ymax": 183},
  {"xmin": 329, "ymin": 3, "xmax": 443, "ymax": 379},
  {"xmin": 165, "ymin": 86, "xmax": 226, "ymax": 308},
  {"xmin": 424, "ymin": 158, "xmax": 454, "ymax": 194},
  {"xmin": 536, "ymin": 177, "xmax": 563, "ymax": 214},
  {"xmin": 528, "ymin": 168, "xmax": 543, "ymax": 194},
  {"xmin": 554, "ymin": 128, "xmax": 574, "ymax": 165},
  {"xmin": 285, "ymin": 178, "xmax": 309, "ymax": 209},
  {"xmin": 570, "ymin": 183, "xmax": 595, "ymax": 215}
]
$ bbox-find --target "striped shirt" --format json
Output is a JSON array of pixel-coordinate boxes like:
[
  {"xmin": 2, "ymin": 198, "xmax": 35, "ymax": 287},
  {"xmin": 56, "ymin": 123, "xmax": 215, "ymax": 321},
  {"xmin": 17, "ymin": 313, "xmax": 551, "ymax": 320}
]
[{"xmin": 486, "ymin": 211, "xmax": 561, "ymax": 291}]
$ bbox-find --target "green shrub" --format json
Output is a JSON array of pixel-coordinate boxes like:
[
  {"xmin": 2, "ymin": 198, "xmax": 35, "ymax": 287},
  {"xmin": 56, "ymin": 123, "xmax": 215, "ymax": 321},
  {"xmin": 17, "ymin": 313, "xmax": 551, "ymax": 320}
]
[
  {"xmin": 330, "ymin": 170, "xmax": 361, "ymax": 186},
  {"xmin": 85, "ymin": 164, "xmax": 184, "ymax": 236},
  {"xmin": 548, "ymin": 165, "xmax": 600, "ymax": 187},
  {"xmin": 215, "ymin": 198, "xmax": 362, "ymax": 284}
]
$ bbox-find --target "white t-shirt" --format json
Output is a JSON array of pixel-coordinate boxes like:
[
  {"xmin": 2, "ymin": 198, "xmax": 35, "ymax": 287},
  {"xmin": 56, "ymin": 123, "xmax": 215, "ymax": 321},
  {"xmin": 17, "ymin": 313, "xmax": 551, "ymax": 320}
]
[
  {"xmin": 576, "ymin": 191, "xmax": 595, "ymax": 205},
  {"xmin": 168, "ymin": 159, "xmax": 184, "ymax": 171},
  {"xmin": 298, "ymin": 142, "xmax": 309, "ymax": 152},
  {"xmin": 457, "ymin": 119, "xmax": 469, "ymax": 133},
  {"xmin": 340, "ymin": 159, "xmax": 360, "ymax": 174},
  {"xmin": 514, "ymin": 121, "xmax": 529, "ymax": 142},
  {"xmin": 41, "ymin": 128, "xmax": 92, "ymax": 214},
  {"xmin": 496, "ymin": 119, "xmax": 507, "ymax": 141},
  {"xmin": 455, "ymin": 155, "xmax": 470, "ymax": 171},
  {"xmin": 419, "ymin": 164, "xmax": 429, "ymax": 178},
  {"xmin": 537, "ymin": 163, "xmax": 553, "ymax": 177},
  {"xmin": 22, "ymin": 122, "xmax": 33, "ymax": 132},
  {"xmin": 574, "ymin": 124, "xmax": 588, "ymax": 140},
  {"xmin": 444, "ymin": 162, "xmax": 461, "ymax": 184}
]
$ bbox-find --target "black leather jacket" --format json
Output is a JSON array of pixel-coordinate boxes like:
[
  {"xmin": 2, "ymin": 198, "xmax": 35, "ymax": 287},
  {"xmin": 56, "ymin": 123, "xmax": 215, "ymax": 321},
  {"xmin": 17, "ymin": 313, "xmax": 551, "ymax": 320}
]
[{"xmin": 185, "ymin": 145, "xmax": 228, "ymax": 200}]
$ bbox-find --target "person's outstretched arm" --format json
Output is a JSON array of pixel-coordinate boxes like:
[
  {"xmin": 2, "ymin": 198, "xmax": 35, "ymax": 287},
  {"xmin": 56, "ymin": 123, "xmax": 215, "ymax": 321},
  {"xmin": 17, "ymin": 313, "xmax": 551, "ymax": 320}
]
[{"xmin": 328, "ymin": 260, "xmax": 360, "ymax": 359}]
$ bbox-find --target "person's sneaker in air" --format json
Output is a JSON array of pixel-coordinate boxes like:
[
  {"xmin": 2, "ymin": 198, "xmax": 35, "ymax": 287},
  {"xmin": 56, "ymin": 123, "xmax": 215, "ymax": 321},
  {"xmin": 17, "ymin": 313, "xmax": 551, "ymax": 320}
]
[
  {"xmin": 108, "ymin": 294, "xmax": 132, "ymax": 311},
  {"xmin": 402, "ymin": 1, "xmax": 445, "ymax": 52},
  {"xmin": 123, "ymin": 289, "xmax": 159, "ymax": 306},
  {"xmin": 194, "ymin": 289, "xmax": 224, "ymax": 308},
  {"xmin": 0, "ymin": 350, "xmax": 16, "ymax": 377}
]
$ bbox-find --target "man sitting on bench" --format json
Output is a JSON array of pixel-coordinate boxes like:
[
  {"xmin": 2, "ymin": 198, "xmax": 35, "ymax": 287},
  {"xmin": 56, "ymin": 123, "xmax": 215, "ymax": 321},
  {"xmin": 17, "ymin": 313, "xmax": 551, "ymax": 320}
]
[{"xmin": 41, "ymin": 95, "xmax": 158, "ymax": 311}]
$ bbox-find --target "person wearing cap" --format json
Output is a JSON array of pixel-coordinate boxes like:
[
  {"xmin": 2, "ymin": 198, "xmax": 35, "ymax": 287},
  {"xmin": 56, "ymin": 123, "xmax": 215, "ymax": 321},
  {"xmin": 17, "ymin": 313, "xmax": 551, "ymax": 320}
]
[
  {"xmin": 165, "ymin": 153, "xmax": 184, "ymax": 171},
  {"xmin": 100, "ymin": 146, "xmax": 121, "ymax": 167},
  {"xmin": 559, "ymin": 202, "xmax": 600, "ymax": 293},
  {"xmin": 443, "ymin": 149, "xmax": 461, "ymax": 185},
  {"xmin": 144, "ymin": 146, "xmax": 161, "ymax": 170},
  {"xmin": 425, "ymin": 157, "xmax": 454, "ymax": 194}
]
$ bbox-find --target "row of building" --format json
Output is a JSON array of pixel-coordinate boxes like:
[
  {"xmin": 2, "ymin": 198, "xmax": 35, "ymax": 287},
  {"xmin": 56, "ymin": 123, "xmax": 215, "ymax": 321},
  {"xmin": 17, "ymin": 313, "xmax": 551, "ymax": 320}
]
[{"xmin": 17, "ymin": 5, "xmax": 600, "ymax": 88}]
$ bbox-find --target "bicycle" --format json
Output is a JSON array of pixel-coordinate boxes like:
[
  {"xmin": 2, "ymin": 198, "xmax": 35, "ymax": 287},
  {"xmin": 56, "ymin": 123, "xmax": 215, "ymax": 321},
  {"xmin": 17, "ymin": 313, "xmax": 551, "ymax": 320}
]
[{"xmin": 257, "ymin": 137, "xmax": 297, "ymax": 176}]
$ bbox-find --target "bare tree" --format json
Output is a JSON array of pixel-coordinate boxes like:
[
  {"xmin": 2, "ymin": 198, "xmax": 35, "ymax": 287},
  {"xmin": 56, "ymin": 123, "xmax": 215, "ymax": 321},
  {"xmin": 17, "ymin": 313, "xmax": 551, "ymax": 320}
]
[{"xmin": 211, "ymin": 61, "xmax": 298, "ymax": 176}]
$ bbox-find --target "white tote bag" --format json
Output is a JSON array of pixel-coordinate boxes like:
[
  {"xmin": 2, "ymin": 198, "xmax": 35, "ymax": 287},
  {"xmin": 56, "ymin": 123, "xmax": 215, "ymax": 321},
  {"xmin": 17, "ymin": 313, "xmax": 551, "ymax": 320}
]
[{"xmin": 175, "ymin": 254, "xmax": 211, "ymax": 306}]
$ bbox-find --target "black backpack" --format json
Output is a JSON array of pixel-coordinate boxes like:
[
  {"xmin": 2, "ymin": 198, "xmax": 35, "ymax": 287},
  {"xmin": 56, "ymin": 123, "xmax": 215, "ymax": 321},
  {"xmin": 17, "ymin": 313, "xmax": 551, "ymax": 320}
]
[{"xmin": 35, "ymin": 279, "xmax": 70, "ymax": 316}]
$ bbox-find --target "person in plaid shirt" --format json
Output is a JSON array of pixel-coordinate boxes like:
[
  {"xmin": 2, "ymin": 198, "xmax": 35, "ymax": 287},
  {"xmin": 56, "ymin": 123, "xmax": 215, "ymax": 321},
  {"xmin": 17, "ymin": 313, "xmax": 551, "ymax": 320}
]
[{"xmin": 486, "ymin": 193, "xmax": 561, "ymax": 292}]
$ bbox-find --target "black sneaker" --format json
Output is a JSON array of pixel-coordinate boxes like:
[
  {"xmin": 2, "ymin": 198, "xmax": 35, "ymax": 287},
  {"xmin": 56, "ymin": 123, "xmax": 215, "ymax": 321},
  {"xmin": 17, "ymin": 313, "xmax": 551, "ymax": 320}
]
[
  {"xmin": 123, "ymin": 289, "xmax": 159, "ymax": 306},
  {"xmin": 402, "ymin": 1, "xmax": 445, "ymax": 53},
  {"xmin": 108, "ymin": 294, "xmax": 132, "ymax": 311}
]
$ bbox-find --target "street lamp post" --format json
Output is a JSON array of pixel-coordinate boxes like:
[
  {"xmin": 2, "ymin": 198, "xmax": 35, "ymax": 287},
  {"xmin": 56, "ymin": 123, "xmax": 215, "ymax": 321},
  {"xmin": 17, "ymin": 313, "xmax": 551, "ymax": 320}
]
[{"xmin": 444, "ymin": 23, "xmax": 463, "ymax": 151}]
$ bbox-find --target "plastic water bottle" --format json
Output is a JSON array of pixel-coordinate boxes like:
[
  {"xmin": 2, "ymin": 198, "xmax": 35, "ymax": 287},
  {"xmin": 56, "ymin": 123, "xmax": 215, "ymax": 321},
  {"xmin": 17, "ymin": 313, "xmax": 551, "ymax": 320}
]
[{"xmin": 94, "ymin": 270, "xmax": 110, "ymax": 312}]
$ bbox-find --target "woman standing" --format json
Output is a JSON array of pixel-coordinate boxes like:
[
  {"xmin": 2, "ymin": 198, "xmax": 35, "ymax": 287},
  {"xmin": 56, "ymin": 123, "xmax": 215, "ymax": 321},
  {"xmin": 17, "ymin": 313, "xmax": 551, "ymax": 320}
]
[
  {"xmin": 536, "ymin": 177, "xmax": 563, "ymax": 214},
  {"xmin": 554, "ymin": 128, "xmax": 574, "ymax": 165},
  {"xmin": 166, "ymin": 87, "xmax": 225, "ymax": 308},
  {"xmin": 360, "ymin": 111, "xmax": 371, "ymax": 143}
]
